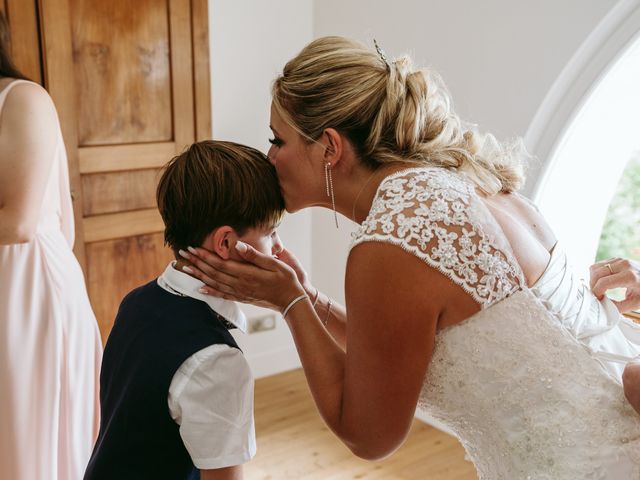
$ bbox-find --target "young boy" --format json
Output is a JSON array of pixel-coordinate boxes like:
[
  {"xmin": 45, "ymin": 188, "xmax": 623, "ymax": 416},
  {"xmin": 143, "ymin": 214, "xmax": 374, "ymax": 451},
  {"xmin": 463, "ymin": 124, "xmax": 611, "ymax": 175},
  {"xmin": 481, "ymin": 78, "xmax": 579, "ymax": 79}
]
[{"xmin": 84, "ymin": 141, "xmax": 285, "ymax": 480}]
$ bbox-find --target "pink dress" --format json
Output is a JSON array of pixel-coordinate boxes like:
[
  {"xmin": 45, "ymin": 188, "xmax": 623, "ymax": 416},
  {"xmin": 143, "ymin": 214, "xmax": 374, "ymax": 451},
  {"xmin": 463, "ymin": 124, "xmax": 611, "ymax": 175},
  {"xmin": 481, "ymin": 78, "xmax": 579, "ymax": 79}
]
[{"xmin": 0, "ymin": 80, "xmax": 102, "ymax": 480}]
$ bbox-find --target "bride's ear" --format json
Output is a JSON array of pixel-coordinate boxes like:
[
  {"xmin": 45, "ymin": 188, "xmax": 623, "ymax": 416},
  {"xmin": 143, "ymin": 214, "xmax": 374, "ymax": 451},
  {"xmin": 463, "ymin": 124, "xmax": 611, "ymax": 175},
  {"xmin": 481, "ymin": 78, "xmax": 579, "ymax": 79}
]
[
  {"xmin": 322, "ymin": 128, "xmax": 343, "ymax": 167},
  {"xmin": 204, "ymin": 226, "xmax": 236, "ymax": 260}
]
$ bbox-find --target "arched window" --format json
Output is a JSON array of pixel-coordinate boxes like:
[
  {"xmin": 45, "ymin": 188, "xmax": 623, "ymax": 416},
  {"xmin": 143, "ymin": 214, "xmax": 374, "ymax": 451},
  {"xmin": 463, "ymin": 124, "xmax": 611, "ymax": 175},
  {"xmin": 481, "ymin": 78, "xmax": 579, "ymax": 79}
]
[{"xmin": 527, "ymin": 2, "xmax": 640, "ymax": 277}]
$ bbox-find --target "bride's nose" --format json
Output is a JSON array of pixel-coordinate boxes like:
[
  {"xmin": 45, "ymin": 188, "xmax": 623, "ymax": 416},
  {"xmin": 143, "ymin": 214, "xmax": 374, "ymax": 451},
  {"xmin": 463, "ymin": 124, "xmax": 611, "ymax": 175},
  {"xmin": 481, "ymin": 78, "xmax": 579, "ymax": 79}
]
[{"xmin": 267, "ymin": 147, "xmax": 277, "ymax": 166}]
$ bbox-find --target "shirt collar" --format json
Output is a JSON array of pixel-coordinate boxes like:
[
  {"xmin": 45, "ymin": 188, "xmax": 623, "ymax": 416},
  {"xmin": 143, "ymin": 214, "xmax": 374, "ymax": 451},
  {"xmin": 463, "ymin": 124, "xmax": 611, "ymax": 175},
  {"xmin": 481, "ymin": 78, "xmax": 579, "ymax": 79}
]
[{"xmin": 157, "ymin": 262, "xmax": 248, "ymax": 333}]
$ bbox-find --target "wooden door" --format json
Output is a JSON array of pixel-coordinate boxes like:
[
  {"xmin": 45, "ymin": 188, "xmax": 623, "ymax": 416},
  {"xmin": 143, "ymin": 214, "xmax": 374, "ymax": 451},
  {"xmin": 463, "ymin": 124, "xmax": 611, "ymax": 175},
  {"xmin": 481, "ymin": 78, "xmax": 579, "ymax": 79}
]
[{"xmin": 38, "ymin": 0, "xmax": 212, "ymax": 342}]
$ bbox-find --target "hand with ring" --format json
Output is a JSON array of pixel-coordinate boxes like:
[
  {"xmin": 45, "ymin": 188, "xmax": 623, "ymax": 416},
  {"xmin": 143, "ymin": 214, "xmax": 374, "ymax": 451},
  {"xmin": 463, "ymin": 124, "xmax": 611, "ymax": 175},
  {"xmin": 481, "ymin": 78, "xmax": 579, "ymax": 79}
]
[{"xmin": 589, "ymin": 257, "xmax": 640, "ymax": 313}]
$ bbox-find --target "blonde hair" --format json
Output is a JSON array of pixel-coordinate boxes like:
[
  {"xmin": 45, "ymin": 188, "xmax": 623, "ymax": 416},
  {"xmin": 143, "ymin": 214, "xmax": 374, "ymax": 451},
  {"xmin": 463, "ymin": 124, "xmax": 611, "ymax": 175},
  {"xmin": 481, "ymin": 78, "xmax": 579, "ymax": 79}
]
[{"xmin": 272, "ymin": 36, "xmax": 526, "ymax": 194}]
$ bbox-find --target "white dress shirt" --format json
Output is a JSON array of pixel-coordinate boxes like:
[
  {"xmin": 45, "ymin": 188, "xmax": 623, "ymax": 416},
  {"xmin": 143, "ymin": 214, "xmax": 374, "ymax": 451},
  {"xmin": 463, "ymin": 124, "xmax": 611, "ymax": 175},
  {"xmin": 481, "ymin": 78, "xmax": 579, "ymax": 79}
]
[{"xmin": 157, "ymin": 262, "xmax": 256, "ymax": 470}]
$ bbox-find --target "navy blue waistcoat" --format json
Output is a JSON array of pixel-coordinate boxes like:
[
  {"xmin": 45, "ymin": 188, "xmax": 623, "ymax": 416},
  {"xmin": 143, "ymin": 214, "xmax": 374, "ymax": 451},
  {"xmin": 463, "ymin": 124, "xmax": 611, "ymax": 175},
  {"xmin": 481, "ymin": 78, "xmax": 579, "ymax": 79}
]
[{"xmin": 84, "ymin": 280, "xmax": 239, "ymax": 480}]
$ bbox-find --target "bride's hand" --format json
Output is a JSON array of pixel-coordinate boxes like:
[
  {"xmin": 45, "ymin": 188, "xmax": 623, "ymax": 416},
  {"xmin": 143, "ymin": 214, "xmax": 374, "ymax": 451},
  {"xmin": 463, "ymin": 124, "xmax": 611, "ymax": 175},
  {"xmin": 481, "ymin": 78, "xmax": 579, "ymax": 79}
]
[
  {"xmin": 179, "ymin": 242, "xmax": 306, "ymax": 312},
  {"xmin": 274, "ymin": 247, "xmax": 316, "ymax": 298},
  {"xmin": 590, "ymin": 258, "xmax": 640, "ymax": 313}
]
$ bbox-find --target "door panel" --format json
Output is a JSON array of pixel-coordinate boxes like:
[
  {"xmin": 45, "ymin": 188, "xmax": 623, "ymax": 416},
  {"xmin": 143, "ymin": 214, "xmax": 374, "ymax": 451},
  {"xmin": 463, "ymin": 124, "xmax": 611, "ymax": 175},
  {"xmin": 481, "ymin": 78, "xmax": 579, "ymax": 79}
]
[
  {"xmin": 70, "ymin": 0, "xmax": 173, "ymax": 145},
  {"xmin": 86, "ymin": 234, "xmax": 173, "ymax": 344},
  {"xmin": 38, "ymin": 0, "xmax": 211, "ymax": 341},
  {"xmin": 81, "ymin": 169, "xmax": 162, "ymax": 216}
]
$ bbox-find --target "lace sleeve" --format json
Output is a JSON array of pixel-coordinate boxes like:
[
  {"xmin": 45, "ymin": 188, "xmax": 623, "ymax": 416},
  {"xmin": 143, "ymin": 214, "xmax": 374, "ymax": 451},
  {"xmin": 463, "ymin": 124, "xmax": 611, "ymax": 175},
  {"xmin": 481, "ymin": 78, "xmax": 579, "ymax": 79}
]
[{"xmin": 350, "ymin": 168, "xmax": 525, "ymax": 308}]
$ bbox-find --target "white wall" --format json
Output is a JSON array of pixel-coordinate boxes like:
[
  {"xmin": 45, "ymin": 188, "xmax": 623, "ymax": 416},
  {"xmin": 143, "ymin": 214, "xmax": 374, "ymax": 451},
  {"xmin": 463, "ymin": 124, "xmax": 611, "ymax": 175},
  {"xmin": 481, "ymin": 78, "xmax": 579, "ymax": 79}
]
[
  {"xmin": 209, "ymin": 0, "xmax": 313, "ymax": 378},
  {"xmin": 209, "ymin": 0, "xmax": 624, "ymax": 378},
  {"xmin": 528, "ymin": 1, "xmax": 640, "ymax": 276},
  {"xmin": 313, "ymin": 0, "xmax": 617, "ymax": 143}
]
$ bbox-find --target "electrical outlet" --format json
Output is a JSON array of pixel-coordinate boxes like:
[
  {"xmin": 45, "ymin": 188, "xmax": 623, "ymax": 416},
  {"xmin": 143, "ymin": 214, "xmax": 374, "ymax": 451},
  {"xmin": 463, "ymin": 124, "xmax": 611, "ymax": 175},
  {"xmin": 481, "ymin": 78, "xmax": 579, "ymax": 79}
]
[{"xmin": 248, "ymin": 312, "xmax": 277, "ymax": 333}]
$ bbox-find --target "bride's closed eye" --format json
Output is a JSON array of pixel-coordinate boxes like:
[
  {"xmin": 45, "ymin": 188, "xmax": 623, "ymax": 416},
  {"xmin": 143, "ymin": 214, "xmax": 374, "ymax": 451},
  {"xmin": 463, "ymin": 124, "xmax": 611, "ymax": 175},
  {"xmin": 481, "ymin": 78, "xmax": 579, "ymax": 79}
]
[{"xmin": 268, "ymin": 137, "xmax": 283, "ymax": 147}]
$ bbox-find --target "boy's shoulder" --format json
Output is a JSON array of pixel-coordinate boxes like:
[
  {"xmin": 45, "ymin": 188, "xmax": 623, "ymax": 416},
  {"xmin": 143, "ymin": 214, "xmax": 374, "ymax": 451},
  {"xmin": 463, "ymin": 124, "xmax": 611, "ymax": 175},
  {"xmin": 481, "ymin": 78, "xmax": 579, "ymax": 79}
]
[
  {"xmin": 114, "ymin": 278, "xmax": 194, "ymax": 324},
  {"xmin": 106, "ymin": 278, "xmax": 239, "ymax": 358},
  {"xmin": 118, "ymin": 278, "xmax": 166, "ymax": 311},
  {"xmin": 115, "ymin": 278, "xmax": 217, "ymax": 326},
  {"xmin": 121, "ymin": 278, "xmax": 162, "ymax": 300}
]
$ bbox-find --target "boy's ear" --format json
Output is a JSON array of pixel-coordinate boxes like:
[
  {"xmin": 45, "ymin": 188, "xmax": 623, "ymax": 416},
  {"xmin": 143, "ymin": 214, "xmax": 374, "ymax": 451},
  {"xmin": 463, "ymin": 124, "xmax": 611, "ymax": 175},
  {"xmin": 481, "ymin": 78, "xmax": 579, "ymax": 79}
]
[
  {"xmin": 204, "ymin": 226, "xmax": 236, "ymax": 260},
  {"xmin": 322, "ymin": 128, "xmax": 343, "ymax": 166}
]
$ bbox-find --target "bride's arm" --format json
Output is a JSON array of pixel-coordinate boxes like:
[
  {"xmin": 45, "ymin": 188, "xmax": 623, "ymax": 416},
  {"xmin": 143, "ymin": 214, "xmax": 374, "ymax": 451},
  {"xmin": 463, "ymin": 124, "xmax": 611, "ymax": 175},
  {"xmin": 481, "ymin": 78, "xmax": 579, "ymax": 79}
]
[
  {"xmin": 623, "ymin": 362, "xmax": 640, "ymax": 415},
  {"xmin": 306, "ymin": 290, "xmax": 347, "ymax": 350},
  {"xmin": 284, "ymin": 241, "xmax": 446, "ymax": 459},
  {"xmin": 276, "ymin": 248, "xmax": 348, "ymax": 349}
]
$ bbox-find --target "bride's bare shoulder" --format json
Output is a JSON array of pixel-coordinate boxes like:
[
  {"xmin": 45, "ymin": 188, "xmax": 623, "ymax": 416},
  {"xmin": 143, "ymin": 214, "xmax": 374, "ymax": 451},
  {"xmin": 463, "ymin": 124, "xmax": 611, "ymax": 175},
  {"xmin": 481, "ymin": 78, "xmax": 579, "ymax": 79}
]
[{"xmin": 486, "ymin": 191, "xmax": 557, "ymax": 253}]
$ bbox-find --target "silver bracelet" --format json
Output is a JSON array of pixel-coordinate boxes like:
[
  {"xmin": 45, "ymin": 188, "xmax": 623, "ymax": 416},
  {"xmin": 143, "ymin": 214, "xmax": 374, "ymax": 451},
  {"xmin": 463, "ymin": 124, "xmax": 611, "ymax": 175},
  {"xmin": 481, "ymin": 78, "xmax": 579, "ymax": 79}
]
[
  {"xmin": 282, "ymin": 294, "xmax": 308, "ymax": 319},
  {"xmin": 311, "ymin": 288, "xmax": 320, "ymax": 308},
  {"xmin": 323, "ymin": 298, "xmax": 333, "ymax": 326}
]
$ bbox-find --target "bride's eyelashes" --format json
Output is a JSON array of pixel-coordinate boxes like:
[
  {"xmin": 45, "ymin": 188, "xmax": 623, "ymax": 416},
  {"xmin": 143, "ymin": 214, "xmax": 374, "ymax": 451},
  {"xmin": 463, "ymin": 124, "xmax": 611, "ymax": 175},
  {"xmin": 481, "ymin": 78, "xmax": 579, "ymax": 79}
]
[{"xmin": 268, "ymin": 137, "xmax": 283, "ymax": 147}]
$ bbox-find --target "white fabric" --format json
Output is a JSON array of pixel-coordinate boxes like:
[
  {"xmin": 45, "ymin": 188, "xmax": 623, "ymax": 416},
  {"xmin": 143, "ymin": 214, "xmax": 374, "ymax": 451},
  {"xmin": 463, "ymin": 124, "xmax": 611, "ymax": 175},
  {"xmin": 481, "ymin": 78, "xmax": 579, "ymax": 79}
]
[
  {"xmin": 158, "ymin": 261, "xmax": 247, "ymax": 333},
  {"xmin": 531, "ymin": 243, "xmax": 640, "ymax": 381},
  {"xmin": 351, "ymin": 167, "xmax": 640, "ymax": 479},
  {"xmin": 0, "ymin": 80, "xmax": 102, "ymax": 480},
  {"xmin": 167, "ymin": 344, "xmax": 256, "ymax": 469},
  {"xmin": 158, "ymin": 263, "xmax": 256, "ymax": 469},
  {"xmin": 352, "ymin": 167, "xmax": 525, "ymax": 307}
]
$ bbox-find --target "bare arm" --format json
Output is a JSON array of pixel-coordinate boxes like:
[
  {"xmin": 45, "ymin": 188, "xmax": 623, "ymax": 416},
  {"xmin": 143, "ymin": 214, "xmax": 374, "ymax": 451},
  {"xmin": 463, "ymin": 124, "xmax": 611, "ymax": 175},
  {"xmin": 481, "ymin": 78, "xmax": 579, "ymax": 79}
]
[
  {"xmin": 277, "ymin": 247, "xmax": 348, "ymax": 349},
  {"xmin": 283, "ymin": 242, "xmax": 448, "ymax": 459},
  {"xmin": 314, "ymin": 289, "xmax": 347, "ymax": 350},
  {"xmin": 182, "ymin": 241, "xmax": 456, "ymax": 460},
  {"xmin": 622, "ymin": 362, "xmax": 640, "ymax": 415},
  {"xmin": 0, "ymin": 82, "xmax": 59, "ymax": 244},
  {"xmin": 200, "ymin": 465, "xmax": 243, "ymax": 480}
]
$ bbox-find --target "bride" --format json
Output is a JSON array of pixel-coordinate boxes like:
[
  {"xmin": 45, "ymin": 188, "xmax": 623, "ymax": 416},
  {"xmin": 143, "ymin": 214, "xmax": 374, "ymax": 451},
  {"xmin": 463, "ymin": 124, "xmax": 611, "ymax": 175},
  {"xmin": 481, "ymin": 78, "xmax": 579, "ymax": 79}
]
[{"xmin": 181, "ymin": 36, "xmax": 640, "ymax": 478}]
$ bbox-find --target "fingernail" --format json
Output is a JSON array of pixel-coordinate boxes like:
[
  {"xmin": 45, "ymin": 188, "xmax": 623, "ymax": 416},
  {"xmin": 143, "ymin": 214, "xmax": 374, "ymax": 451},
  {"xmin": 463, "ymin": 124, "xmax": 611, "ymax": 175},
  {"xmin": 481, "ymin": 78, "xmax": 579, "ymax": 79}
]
[
  {"xmin": 235, "ymin": 241, "xmax": 248, "ymax": 253},
  {"xmin": 187, "ymin": 246, "xmax": 198, "ymax": 254},
  {"xmin": 182, "ymin": 266, "xmax": 193, "ymax": 274},
  {"xmin": 178, "ymin": 249, "xmax": 190, "ymax": 259},
  {"xmin": 198, "ymin": 287, "xmax": 208, "ymax": 294}
]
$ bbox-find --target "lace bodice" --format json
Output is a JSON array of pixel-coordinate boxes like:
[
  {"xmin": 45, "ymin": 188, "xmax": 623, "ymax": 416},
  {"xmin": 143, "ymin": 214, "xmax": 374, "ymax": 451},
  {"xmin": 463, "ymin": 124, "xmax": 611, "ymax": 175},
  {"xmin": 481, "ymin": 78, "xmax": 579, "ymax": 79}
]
[
  {"xmin": 351, "ymin": 167, "xmax": 525, "ymax": 308},
  {"xmin": 350, "ymin": 167, "xmax": 640, "ymax": 478}
]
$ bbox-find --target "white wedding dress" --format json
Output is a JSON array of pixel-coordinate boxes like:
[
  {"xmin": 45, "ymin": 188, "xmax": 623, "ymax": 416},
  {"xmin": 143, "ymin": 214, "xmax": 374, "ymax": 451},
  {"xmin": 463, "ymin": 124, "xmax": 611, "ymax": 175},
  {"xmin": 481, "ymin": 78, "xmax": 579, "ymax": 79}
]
[{"xmin": 351, "ymin": 167, "xmax": 640, "ymax": 479}]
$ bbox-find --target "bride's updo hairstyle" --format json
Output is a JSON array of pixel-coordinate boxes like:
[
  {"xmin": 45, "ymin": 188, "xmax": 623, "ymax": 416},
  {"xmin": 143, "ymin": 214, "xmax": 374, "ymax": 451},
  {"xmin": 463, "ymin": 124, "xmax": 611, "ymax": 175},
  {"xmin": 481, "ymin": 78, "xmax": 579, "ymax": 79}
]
[{"xmin": 272, "ymin": 36, "xmax": 526, "ymax": 195}]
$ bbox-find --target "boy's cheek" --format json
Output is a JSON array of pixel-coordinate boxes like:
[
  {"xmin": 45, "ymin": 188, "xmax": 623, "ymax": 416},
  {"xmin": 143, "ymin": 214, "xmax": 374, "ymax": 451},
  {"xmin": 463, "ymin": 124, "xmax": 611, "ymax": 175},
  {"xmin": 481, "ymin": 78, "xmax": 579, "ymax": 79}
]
[
  {"xmin": 251, "ymin": 241, "xmax": 271, "ymax": 256},
  {"xmin": 238, "ymin": 238, "xmax": 271, "ymax": 257}
]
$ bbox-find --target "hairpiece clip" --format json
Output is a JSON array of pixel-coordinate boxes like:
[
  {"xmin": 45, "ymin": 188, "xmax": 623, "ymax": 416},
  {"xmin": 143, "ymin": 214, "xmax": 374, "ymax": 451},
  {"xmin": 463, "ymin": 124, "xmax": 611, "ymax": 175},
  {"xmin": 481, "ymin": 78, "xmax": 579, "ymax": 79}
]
[{"xmin": 373, "ymin": 39, "xmax": 390, "ymax": 70}]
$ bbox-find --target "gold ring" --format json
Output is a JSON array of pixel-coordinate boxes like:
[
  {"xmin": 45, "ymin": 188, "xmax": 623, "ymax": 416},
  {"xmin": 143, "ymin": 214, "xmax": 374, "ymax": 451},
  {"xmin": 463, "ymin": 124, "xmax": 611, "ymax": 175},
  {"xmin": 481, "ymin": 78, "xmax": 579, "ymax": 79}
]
[{"xmin": 605, "ymin": 263, "xmax": 614, "ymax": 275}]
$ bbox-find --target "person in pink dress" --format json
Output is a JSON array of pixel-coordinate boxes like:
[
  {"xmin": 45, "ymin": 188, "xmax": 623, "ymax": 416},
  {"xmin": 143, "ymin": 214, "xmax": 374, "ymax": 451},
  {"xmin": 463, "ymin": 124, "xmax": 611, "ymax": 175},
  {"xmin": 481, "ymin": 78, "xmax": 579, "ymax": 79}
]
[{"xmin": 0, "ymin": 13, "xmax": 102, "ymax": 480}]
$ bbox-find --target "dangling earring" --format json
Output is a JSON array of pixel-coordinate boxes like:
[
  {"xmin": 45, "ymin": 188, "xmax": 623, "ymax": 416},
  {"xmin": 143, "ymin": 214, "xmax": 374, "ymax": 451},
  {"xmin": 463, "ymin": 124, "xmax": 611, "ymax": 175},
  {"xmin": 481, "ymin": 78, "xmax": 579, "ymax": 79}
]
[{"xmin": 324, "ymin": 162, "xmax": 339, "ymax": 229}]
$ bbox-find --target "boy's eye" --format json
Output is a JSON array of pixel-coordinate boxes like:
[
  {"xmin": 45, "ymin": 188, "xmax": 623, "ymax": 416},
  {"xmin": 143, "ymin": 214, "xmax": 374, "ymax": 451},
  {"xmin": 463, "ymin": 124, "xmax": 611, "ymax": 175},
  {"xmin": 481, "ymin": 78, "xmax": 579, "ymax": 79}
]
[{"xmin": 268, "ymin": 137, "xmax": 283, "ymax": 146}]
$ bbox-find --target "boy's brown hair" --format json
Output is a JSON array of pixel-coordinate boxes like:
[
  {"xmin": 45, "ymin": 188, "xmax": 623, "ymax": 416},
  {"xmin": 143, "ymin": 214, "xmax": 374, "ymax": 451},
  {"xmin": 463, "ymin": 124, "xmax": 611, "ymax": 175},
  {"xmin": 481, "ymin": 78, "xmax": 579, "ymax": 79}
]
[{"xmin": 157, "ymin": 140, "xmax": 284, "ymax": 258}]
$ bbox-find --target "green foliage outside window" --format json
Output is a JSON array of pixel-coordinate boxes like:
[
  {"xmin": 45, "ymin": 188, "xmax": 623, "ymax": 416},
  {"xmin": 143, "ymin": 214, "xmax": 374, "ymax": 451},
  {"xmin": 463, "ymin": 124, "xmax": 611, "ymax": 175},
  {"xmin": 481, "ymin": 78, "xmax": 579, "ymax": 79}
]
[
  {"xmin": 596, "ymin": 150, "xmax": 640, "ymax": 263},
  {"xmin": 596, "ymin": 151, "xmax": 640, "ymax": 303}
]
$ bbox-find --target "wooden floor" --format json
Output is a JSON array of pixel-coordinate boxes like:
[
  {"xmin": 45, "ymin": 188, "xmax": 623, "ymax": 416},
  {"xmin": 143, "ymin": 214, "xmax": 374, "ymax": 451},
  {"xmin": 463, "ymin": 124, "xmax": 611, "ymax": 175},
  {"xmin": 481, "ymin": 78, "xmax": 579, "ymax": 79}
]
[{"xmin": 245, "ymin": 369, "xmax": 478, "ymax": 480}]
